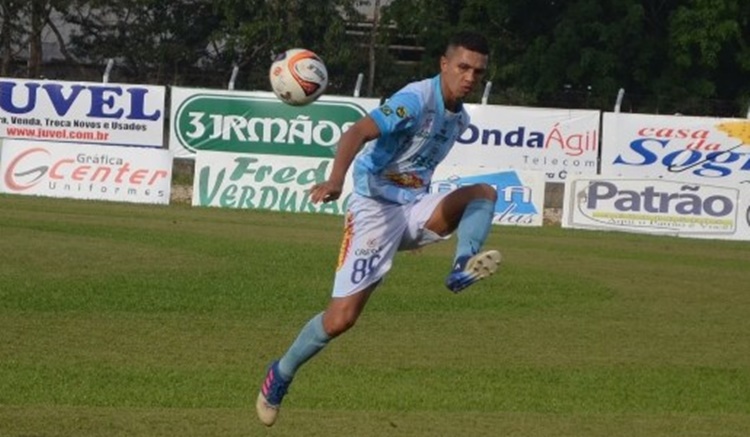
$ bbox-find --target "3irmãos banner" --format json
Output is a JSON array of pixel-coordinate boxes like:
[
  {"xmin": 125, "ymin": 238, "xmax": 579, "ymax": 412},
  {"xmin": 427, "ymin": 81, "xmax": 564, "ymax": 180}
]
[
  {"xmin": 170, "ymin": 88, "xmax": 380, "ymax": 158},
  {"xmin": 601, "ymin": 113, "xmax": 750, "ymax": 186},
  {"xmin": 562, "ymin": 176, "xmax": 749, "ymax": 241},
  {"xmin": 192, "ymin": 151, "xmax": 354, "ymax": 215},
  {"xmin": 444, "ymin": 105, "xmax": 600, "ymax": 181},
  {"xmin": 431, "ymin": 166, "xmax": 545, "ymax": 226},
  {"xmin": 0, "ymin": 139, "xmax": 172, "ymax": 204},
  {"xmin": 0, "ymin": 78, "xmax": 165, "ymax": 147}
]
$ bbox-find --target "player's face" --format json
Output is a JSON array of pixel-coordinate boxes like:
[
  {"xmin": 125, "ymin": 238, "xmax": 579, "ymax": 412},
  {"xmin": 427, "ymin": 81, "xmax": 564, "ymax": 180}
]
[{"xmin": 440, "ymin": 46, "xmax": 488, "ymax": 103}]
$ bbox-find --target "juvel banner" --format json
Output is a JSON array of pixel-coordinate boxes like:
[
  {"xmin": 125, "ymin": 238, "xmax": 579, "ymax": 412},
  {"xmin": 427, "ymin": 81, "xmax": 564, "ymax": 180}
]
[{"xmin": 0, "ymin": 77, "xmax": 165, "ymax": 147}]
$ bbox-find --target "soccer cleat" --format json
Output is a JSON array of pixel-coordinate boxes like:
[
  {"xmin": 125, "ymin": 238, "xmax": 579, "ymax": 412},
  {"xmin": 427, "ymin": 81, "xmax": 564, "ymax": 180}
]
[
  {"xmin": 256, "ymin": 360, "xmax": 292, "ymax": 427},
  {"xmin": 445, "ymin": 249, "xmax": 502, "ymax": 293}
]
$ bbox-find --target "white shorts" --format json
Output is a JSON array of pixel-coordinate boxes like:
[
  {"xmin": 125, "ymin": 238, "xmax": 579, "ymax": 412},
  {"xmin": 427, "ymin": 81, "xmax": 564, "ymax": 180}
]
[{"xmin": 332, "ymin": 192, "xmax": 451, "ymax": 297}]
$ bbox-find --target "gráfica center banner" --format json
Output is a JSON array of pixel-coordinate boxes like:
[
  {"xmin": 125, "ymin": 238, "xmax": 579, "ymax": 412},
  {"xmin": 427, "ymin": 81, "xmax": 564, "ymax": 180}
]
[
  {"xmin": 0, "ymin": 77, "xmax": 165, "ymax": 147},
  {"xmin": 170, "ymin": 88, "xmax": 379, "ymax": 158},
  {"xmin": 0, "ymin": 139, "xmax": 172, "ymax": 204}
]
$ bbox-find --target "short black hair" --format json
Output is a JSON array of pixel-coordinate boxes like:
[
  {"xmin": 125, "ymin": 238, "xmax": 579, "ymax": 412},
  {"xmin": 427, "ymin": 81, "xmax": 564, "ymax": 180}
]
[{"xmin": 446, "ymin": 31, "xmax": 489, "ymax": 56}]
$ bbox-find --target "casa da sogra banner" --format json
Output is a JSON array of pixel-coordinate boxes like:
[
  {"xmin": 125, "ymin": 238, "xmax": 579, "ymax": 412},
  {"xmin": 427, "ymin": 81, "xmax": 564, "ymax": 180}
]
[
  {"xmin": 601, "ymin": 113, "xmax": 750, "ymax": 186},
  {"xmin": 0, "ymin": 77, "xmax": 165, "ymax": 147}
]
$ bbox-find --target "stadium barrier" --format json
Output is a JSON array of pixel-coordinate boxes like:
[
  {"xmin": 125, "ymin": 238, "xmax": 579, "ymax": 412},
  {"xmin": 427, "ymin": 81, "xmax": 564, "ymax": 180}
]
[{"xmin": 1, "ymin": 76, "xmax": 748, "ymax": 239}]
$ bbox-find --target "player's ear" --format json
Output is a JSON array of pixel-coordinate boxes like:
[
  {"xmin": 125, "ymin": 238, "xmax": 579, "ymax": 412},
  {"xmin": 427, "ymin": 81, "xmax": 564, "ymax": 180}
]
[{"xmin": 440, "ymin": 55, "xmax": 448, "ymax": 71}]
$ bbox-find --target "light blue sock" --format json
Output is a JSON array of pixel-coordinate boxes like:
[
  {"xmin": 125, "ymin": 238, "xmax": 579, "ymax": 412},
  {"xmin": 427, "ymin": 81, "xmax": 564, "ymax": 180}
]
[
  {"xmin": 277, "ymin": 312, "xmax": 331, "ymax": 381},
  {"xmin": 454, "ymin": 198, "xmax": 495, "ymax": 263}
]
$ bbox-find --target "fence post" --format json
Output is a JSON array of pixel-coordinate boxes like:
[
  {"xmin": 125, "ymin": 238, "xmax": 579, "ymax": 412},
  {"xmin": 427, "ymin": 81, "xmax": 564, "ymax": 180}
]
[
  {"xmin": 481, "ymin": 81, "xmax": 492, "ymax": 105},
  {"xmin": 228, "ymin": 65, "xmax": 240, "ymax": 90},
  {"xmin": 614, "ymin": 88, "xmax": 625, "ymax": 112},
  {"xmin": 353, "ymin": 73, "xmax": 364, "ymax": 97},
  {"xmin": 102, "ymin": 59, "xmax": 114, "ymax": 83}
]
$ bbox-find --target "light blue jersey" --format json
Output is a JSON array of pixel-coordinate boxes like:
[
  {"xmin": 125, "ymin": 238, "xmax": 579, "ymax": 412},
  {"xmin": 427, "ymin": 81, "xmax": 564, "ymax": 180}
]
[{"xmin": 352, "ymin": 74, "xmax": 470, "ymax": 204}]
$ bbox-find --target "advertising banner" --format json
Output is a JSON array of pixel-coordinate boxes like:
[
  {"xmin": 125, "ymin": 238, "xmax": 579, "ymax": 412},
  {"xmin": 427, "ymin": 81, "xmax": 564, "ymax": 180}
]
[
  {"xmin": 0, "ymin": 139, "xmax": 172, "ymax": 204},
  {"xmin": 740, "ymin": 190, "xmax": 750, "ymax": 240},
  {"xmin": 0, "ymin": 77, "xmax": 165, "ymax": 147},
  {"xmin": 192, "ymin": 151, "xmax": 354, "ymax": 215},
  {"xmin": 170, "ymin": 88, "xmax": 380, "ymax": 158},
  {"xmin": 562, "ymin": 176, "xmax": 750, "ymax": 241},
  {"xmin": 432, "ymin": 166, "xmax": 546, "ymax": 226},
  {"xmin": 444, "ymin": 105, "xmax": 600, "ymax": 181},
  {"xmin": 170, "ymin": 88, "xmax": 600, "ymax": 183},
  {"xmin": 601, "ymin": 112, "xmax": 750, "ymax": 186}
]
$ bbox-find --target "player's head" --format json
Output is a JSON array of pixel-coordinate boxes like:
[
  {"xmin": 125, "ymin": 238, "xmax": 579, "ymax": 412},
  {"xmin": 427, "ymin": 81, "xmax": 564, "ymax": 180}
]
[
  {"xmin": 440, "ymin": 31, "xmax": 489, "ymax": 104},
  {"xmin": 445, "ymin": 31, "xmax": 490, "ymax": 58}
]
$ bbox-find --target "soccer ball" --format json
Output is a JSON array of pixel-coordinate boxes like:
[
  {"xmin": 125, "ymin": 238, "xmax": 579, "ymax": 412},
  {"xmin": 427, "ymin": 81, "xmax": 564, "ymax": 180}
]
[{"xmin": 269, "ymin": 48, "xmax": 328, "ymax": 106}]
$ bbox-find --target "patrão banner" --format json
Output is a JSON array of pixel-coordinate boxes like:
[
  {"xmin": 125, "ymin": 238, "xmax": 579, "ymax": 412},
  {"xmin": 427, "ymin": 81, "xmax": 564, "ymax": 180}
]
[{"xmin": 563, "ymin": 176, "xmax": 750, "ymax": 241}]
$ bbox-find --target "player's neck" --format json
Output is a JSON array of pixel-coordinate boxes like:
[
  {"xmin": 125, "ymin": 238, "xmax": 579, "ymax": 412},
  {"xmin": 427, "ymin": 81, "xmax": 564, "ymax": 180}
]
[
  {"xmin": 440, "ymin": 79, "xmax": 460, "ymax": 112},
  {"xmin": 444, "ymin": 99, "xmax": 460, "ymax": 112},
  {"xmin": 443, "ymin": 92, "xmax": 460, "ymax": 112}
]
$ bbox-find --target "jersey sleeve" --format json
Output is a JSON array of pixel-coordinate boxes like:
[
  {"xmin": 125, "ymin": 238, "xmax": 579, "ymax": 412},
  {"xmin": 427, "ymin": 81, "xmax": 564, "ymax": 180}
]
[{"xmin": 369, "ymin": 91, "xmax": 422, "ymax": 136}]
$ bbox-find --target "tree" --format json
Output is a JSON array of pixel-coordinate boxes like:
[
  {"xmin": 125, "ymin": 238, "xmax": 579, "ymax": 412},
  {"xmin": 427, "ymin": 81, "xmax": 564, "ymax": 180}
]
[
  {"xmin": 1, "ymin": 0, "xmax": 72, "ymax": 78},
  {"xmin": 0, "ymin": 0, "xmax": 24, "ymax": 76},
  {"xmin": 666, "ymin": 0, "xmax": 744, "ymax": 113},
  {"xmin": 213, "ymin": 0, "xmax": 366, "ymax": 92},
  {"xmin": 63, "ymin": 0, "xmax": 222, "ymax": 84}
]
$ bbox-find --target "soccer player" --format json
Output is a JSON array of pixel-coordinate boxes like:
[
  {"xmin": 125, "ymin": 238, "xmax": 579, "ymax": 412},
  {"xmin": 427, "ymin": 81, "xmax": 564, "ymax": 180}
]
[{"xmin": 257, "ymin": 31, "xmax": 500, "ymax": 426}]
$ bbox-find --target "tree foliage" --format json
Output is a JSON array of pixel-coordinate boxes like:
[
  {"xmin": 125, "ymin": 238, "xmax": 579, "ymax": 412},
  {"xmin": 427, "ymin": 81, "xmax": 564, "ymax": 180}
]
[
  {"xmin": 2, "ymin": 0, "xmax": 749, "ymax": 115},
  {"xmin": 212, "ymin": 0, "xmax": 365, "ymax": 92}
]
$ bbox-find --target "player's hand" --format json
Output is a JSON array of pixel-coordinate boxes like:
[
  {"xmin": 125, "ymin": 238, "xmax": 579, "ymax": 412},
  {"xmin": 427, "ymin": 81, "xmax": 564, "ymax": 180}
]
[{"xmin": 309, "ymin": 180, "xmax": 343, "ymax": 203}]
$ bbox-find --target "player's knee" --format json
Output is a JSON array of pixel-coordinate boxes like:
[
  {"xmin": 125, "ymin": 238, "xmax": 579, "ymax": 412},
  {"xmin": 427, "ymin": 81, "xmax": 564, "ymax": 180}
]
[
  {"xmin": 474, "ymin": 183, "xmax": 497, "ymax": 202},
  {"xmin": 323, "ymin": 310, "xmax": 359, "ymax": 337}
]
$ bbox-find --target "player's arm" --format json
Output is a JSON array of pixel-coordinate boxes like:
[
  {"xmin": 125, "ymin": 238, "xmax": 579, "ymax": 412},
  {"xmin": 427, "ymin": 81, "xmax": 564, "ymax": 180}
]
[{"xmin": 309, "ymin": 115, "xmax": 380, "ymax": 203}]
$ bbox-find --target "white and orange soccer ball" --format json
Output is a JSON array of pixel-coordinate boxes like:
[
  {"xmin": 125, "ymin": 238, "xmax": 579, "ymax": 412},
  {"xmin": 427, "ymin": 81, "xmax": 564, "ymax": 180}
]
[{"xmin": 269, "ymin": 48, "xmax": 328, "ymax": 106}]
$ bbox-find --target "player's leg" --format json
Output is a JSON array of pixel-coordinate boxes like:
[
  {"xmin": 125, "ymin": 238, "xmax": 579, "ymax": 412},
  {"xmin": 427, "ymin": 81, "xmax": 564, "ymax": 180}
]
[
  {"xmin": 256, "ymin": 195, "xmax": 405, "ymax": 426},
  {"xmin": 256, "ymin": 284, "xmax": 378, "ymax": 427},
  {"xmin": 277, "ymin": 283, "xmax": 377, "ymax": 384},
  {"xmin": 423, "ymin": 183, "xmax": 501, "ymax": 292},
  {"xmin": 424, "ymin": 183, "xmax": 496, "ymax": 236}
]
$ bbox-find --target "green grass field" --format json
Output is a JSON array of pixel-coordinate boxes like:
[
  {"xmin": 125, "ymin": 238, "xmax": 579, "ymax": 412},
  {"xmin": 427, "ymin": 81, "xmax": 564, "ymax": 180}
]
[{"xmin": 1, "ymin": 193, "xmax": 748, "ymax": 437}]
